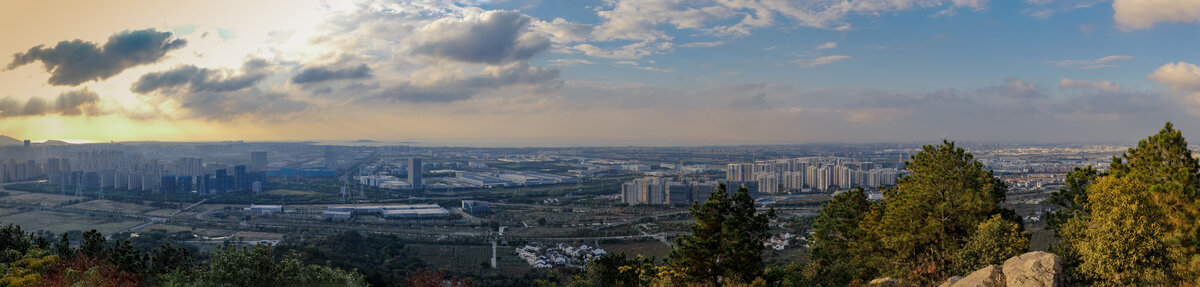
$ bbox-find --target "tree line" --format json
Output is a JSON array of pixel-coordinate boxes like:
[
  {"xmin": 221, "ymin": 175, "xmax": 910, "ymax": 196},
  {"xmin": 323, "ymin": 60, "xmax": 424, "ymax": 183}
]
[{"xmin": 568, "ymin": 122, "xmax": 1200, "ymax": 287}]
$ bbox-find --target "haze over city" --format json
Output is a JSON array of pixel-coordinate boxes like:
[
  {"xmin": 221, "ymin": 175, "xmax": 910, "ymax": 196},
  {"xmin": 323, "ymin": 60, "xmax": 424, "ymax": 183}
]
[{"xmin": 2, "ymin": 0, "xmax": 1199, "ymax": 146}]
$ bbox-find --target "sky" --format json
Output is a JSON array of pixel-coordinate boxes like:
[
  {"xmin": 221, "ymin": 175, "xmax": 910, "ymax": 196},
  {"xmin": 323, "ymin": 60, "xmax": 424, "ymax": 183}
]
[{"xmin": 2, "ymin": 0, "xmax": 1200, "ymax": 146}]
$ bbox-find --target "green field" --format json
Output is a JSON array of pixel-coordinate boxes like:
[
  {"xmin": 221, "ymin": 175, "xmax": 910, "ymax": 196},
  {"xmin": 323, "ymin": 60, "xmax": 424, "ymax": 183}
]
[{"xmin": 0, "ymin": 211, "xmax": 143, "ymax": 234}]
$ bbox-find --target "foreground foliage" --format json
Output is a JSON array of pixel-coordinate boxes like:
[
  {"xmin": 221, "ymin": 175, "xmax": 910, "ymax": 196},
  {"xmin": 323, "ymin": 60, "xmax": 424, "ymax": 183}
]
[{"xmin": 1050, "ymin": 122, "xmax": 1200, "ymax": 286}]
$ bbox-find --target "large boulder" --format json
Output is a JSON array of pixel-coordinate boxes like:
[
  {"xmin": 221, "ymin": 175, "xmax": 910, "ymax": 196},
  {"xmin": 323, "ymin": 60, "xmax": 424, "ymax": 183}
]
[
  {"xmin": 1002, "ymin": 251, "xmax": 1066, "ymax": 287},
  {"xmin": 948, "ymin": 265, "xmax": 1005, "ymax": 287}
]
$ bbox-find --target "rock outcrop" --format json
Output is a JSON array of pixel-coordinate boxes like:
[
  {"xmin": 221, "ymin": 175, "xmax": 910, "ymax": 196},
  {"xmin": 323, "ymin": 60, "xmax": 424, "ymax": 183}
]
[
  {"xmin": 1002, "ymin": 251, "xmax": 1066, "ymax": 287},
  {"xmin": 947, "ymin": 265, "xmax": 1005, "ymax": 287},
  {"xmin": 937, "ymin": 251, "xmax": 1067, "ymax": 287}
]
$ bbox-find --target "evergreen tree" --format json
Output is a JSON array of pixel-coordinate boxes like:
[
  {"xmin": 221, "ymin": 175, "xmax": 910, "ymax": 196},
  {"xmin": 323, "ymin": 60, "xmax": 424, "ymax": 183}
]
[
  {"xmin": 876, "ymin": 140, "xmax": 1012, "ymax": 283},
  {"xmin": 1045, "ymin": 166, "xmax": 1098, "ymax": 232},
  {"xmin": 667, "ymin": 183, "xmax": 775, "ymax": 286},
  {"xmin": 802, "ymin": 188, "xmax": 879, "ymax": 286},
  {"xmin": 149, "ymin": 243, "xmax": 192, "ymax": 276},
  {"xmin": 80, "ymin": 230, "xmax": 106, "ymax": 258},
  {"xmin": 53, "ymin": 232, "xmax": 73, "ymax": 260},
  {"xmin": 1056, "ymin": 122, "xmax": 1200, "ymax": 285},
  {"xmin": 576, "ymin": 253, "xmax": 655, "ymax": 287}
]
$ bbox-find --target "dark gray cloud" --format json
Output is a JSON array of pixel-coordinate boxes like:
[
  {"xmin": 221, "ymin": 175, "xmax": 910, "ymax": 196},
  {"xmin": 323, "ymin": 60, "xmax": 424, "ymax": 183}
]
[
  {"xmin": 131, "ymin": 65, "xmax": 265, "ymax": 94},
  {"xmin": 131, "ymin": 60, "xmax": 307, "ymax": 120},
  {"xmin": 6, "ymin": 29, "xmax": 186, "ymax": 86},
  {"xmin": 291, "ymin": 64, "xmax": 371, "ymax": 84},
  {"xmin": 411, "ymin": 10, "xmax": 550, "ymax": 64},
  {"xmin": 462, "ymin": 63, "xmax": 559, "ymax": 88},
  {"xmin": 0, "ymin": 89, "xmax": 103, "ymax": 118},
  {"xmin": 376, "ymin": 85, "xmax": 474, "ymax": 103}
]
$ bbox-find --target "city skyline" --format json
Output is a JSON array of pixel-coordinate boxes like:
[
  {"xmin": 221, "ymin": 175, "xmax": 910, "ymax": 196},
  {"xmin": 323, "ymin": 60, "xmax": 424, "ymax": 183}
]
[{"xmin": 3, "ymin": 0, "xmax": 1200, "ymax": 146}]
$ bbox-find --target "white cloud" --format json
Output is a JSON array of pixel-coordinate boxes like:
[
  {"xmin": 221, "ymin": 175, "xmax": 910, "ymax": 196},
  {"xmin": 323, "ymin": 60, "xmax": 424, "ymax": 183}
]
[
  {"xmin": 1060, "ymin": 78, "xmax": 1122, "ymax": 92},
  {"xmin": 571, "ymin": 41, "xmax": 673, "ymax": 59},
  {"xmin": 680, "ymin": 41, "xmax": 726, "ymax": 48},
  {"xmin": 1114, "ymin": 0, "xmax": 1200, "ymax": 30},
  {"xmin": 1150, "ymin": 62, "xmax": 1200, "ymax": 93},
  {"xmin": 635, "ymin": 66, "xmax": 674, "ymax": 72},
  {"xmin": 815, "ymin": 42, "xmax": 838, "ymax": 50},
  {"xmin": 793, "ymin": 55, "xmax": 852, "ymax": 68},
  {"xmin": 1048, "ymin": 55, "xmax": 1134, "ymax": 68},
  {"xmin": 584, "ymin": 0, "xmax": 992, "ymax": 47},
  {"xmin": 1029, "ymin": 9, "xmax": 1055, "ymax": 19},
  {"xmin": 531, "ymin": 18, "xmax": 593, "ymax": 44},
  {"xmin": 1022, "ymin": 0, "xmax": 1105, "ymax": 19},
  {"xmin": 1079, "ymin": 24, "xmax": 1094, "ymax": 35},
  {"xmin": 547, "ymin": 58, "xmax": 594, "ymax": 66}
]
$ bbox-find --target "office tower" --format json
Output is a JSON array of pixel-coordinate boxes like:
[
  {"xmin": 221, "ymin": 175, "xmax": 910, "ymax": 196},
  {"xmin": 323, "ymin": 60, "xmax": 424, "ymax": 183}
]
[
  {"xmin": 667, "ymin": 182, "xmax": 691, "ymax": 205},
  {"xmin": 409, "ymin": 157, "xmax": 423, "ymax": 190},
  {"xmin": 46, "ymin": 158, "xmax": 61, "ymax": 176},
  {"xmin": 234, "ymin": 165, "xmax": 247, "ymax": 191},
  {"xmin": 22, "ymin": 140, "xmax": 29, "ymax": 148},
  {"xmin": 161, "ymin": 175, "xmax": 177, "ymax": 193},
  {"xmin": 27, "ymin": 160, "xmax": 38, "ymax": 177},
  {"xmin": 250, "ymin": 151, "xmax": 268, "ymax": 171},
  {"xmin": 215, "ymin": 169, "xmax": 228, "ymax": 193},
  {"xmin": 196, "ymin": 174, "xmax": 210, "ymax": 194},
  {"xmin": 178, "ymin": 175, "xmax": 193, "ymax": 193},
  {"xmin": 324, "ymin": 146, "xmax": 336, "ymax": 169}
]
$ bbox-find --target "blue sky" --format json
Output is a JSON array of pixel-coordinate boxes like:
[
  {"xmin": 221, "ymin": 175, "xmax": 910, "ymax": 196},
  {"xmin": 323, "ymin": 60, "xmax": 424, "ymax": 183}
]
[{"xmin": 2, "ymin": 0, "xmax": 1200, "ymax": 146}]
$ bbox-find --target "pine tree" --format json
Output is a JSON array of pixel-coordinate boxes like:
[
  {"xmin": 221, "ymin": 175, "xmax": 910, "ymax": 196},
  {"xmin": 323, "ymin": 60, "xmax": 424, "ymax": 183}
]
[
  {"xmin": 667, "ymin": 183, "xmax": 775, "ymax": 286},
  {"xmin": 1045, "ymin": 166, "xmax": 1098, "ymax": 233},
  {"xmin": 80, "ymin": 230, "xmax": 106, "ymax": 258},
  {"xmin": 876, "ymin": 140, "xmax": 1011, "ymax": 283},
  {"xmin": 803, "ymin": 188, "xmax": 879, "ymax": 286},
  {"xmin": 1060, "ymin": 122, "xmax": 1200, "ymax": 284}
]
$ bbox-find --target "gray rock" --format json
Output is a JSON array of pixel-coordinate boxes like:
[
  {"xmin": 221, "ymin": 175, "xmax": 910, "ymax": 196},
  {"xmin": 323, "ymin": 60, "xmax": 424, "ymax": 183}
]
[
  {"xmin": 938, "ymin": 276, "xmax": 964, "ymax": 287},
  {"xmin": 1002, "ymin": 251, "xmax": 1066, "ymax": 287},
  {"xmin": 950, "ymin": 265, "xmax": 1005, "ymax": 287}
]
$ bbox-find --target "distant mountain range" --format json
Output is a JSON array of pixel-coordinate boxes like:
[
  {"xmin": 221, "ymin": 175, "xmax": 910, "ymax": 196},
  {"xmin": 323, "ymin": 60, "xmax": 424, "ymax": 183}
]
[
  {"xmin": 0, "ymin": 136, "xmax": 73, "ymax": 146},
  {"xmin": 0, "ymin": 136, "xmax": 21, "ymax": 146},
  {"xmin": 40, "ymin": 140, "xmax": 70, "ymax": 146}
]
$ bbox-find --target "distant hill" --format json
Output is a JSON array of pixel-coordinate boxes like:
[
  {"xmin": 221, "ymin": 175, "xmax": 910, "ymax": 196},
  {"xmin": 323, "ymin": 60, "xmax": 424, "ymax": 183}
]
[
  {"xmin": 39, "ymin": 140, "xmax": 70, "ymax": 146},
  {"xmin": 0, "ymin": 136, "xmax": 21, "ymax": 146}
]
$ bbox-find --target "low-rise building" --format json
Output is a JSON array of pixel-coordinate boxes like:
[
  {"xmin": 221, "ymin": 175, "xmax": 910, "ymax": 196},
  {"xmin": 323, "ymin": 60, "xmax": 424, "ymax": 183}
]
[{"xmin": 244, "ymin": 204, "xmax": 282, "ymax": 215}]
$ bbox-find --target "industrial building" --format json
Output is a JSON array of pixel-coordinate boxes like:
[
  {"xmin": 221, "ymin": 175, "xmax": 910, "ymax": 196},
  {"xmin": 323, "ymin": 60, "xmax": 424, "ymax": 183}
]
[
  {"xmin": 321, "ymin": 204, "xmax": 449, "ymax": 219},
  {"xmin": 244, "ymin": 204, "xmax": 283, "ymax": 215},
  {"xmin": 462, "ymin": 200, "xmax": 493, "ymax": 216}
]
